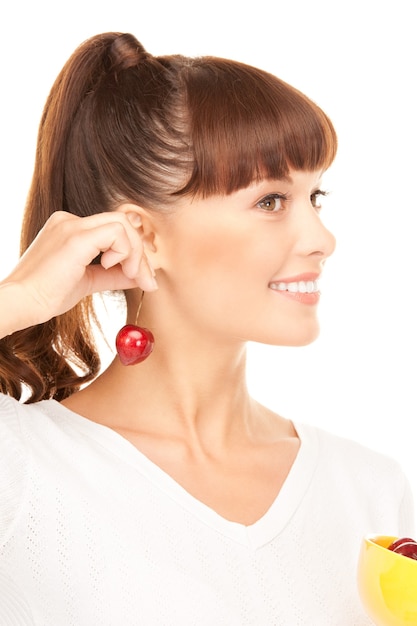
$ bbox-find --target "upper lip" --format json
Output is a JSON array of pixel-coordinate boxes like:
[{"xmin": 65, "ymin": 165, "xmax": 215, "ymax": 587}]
[{"xmin": 269, "ymin": 272, "xmax": 321, "ymax": 284}]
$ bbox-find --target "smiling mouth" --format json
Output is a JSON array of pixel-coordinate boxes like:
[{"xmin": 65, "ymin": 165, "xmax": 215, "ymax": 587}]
[{"xmin": 269, "ymin": 280, "xmax": 319, "ymax": 294}]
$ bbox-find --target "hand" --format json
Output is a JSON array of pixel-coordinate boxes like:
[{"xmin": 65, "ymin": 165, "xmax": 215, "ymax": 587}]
[{"xmin": 0, "ymin": 211, "xmax": 158, "ymax": 334}]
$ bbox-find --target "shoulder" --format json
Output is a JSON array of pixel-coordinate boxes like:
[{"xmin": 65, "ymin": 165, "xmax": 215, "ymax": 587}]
[
  {"xmin": 0, "ymin": 393, "xmax": 52, "ymax": 433},
  {"xmin": 0, "ymin": 394, "xmax": 67, "ymax": 462},
  {"xmin": 0, "ymin": 394, "xmax": 31, "ymax": 544},
  {"xmin": 0, "ymin": 392, "xmax": 51, "ymax": 468},
  {"xmin": 295, "ymin": 421, "xmax": 412, "ymax": 506},
  {"xmin": 0, "ymin": 395, "xmax": 104, "ymax": 545},
  {"xmin": 295, "ymin": 421, "xmax": 415, "ymax": 532},
  {"xmin": 0, "ymin": 393, "xmax": 26, "ymax": 449},
  {"xmin": 296, "ymin": 421, "xmax": 404, "ymax": 472},
  {"xmin": 0, "ymin": 393, "xmax": 71, "ymax": 431}
]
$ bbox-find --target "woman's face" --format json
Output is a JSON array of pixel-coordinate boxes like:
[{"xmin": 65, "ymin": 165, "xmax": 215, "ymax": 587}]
[{"xmin": 152, "ymin": 169, "xmax": 336, "ymax": 347}]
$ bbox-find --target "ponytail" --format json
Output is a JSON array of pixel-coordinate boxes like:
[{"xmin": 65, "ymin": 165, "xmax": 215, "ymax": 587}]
[{"xmin": 2, "ymin": 33, "xmax": 159, "ymax": 402}]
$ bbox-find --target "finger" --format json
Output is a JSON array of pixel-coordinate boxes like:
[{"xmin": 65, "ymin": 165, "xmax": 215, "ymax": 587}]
[
  {"xmin": 81, "ymin": 214, "xmax": 144, "ymax": 278},
  {"xmin": 85, "ymin": 264, "xmax": 141, "ymax": 293},
  {"xmin": 99, "ymin": 234, "xmax": 143, "ymax": 281},
  {"xmin": 89, "ymin": 238, "xmax": 157, "ymax": 292},
  {"xmin": 85, "ymin": 214, "xmax": 157, "ymax": 291},
  {"xmin": 65, "ymin": 221, "xmax": 136, "ymax": 269},
  {"xmin": 135, "ymin": 254, "xmax": 158, "ymax": 292},
  {"xmin": 53, "ymin": 211, "xmax": 141, "ymax": 262},
  {"xmin": 32, "ymin": 211, "xmax": 157, "ymax": 292}
]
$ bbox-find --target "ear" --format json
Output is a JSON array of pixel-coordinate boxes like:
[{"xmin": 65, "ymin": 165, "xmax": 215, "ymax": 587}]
[{"xmin": 115, "ymin": 203, "xmax": 162, "ymax": 269}]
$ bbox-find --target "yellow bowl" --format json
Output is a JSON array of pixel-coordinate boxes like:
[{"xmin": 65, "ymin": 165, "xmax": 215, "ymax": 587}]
[{"xmin": 358, "ymin": 535, "xmax": 417, "ymax": 625}]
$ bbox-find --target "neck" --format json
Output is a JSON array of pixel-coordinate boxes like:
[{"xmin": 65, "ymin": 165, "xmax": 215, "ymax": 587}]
[
  {"xmin": 69, "ymin": 290, "xmax": 278, "ymax": 448},
  {"xmin": 80, "ymin": 311, "xmax": 262, "ymax": 446}
]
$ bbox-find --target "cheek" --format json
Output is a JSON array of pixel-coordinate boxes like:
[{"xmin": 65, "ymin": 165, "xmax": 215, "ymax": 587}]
[
  {"xmin": 159, "ymin": 214, "xmax": 289, "ymax": 308},
  {"xmin": 165, "ymin": 222, "xmax": 248, "ymax": 281},
  {"xmin": 160, "ymin": 224, "xmax": 264, "ymax": 328},
  {"xmin": 157, "ymin": 220, "xmax": 319, "ymax": 345}
]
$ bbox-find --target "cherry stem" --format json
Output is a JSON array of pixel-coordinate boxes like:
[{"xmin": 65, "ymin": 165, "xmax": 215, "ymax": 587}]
[{"xmin": 135, "ymin": 290, "xmax": 145, "ymax": 326}]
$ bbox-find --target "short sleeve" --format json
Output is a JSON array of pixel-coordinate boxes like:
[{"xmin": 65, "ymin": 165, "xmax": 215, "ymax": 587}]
[{"xmin": 0, "ymin": 394, "xmax": 28, "ymax": 546}]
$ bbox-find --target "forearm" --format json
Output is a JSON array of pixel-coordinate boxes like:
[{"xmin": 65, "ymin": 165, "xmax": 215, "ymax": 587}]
[{"xmin": 0, "ymin": 282, "xmax": 41, "ymax": 338}]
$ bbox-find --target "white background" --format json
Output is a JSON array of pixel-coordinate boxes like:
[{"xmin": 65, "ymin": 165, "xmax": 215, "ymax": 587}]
[{"xmin": 1, "ymin": 1, "xmax": 416, "ymax": 506}]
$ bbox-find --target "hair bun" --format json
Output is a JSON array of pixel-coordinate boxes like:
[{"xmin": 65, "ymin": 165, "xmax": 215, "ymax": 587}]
[{"xmin": 109, "ymin": 33, "xmax": 150, "ymax": 70}]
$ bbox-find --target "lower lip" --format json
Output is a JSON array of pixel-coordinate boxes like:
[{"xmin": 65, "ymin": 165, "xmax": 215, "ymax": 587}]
[{"xmin": 270, "ymin": 288, "xmax": 321, "ymax": 305}]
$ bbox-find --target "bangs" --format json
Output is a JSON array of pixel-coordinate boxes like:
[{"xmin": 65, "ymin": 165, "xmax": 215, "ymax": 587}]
[{"xmin": 178, "ymin": 58, "xmax": 337, "ymax": 197}]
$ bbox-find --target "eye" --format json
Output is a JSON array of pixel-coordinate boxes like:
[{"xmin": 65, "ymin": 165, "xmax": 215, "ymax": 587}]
[
  {"xmin": 256, "ymin": 193, "xmax": 287, "ymax": 212},
  {"xmin": 310, "ymin": 189, "xmax": 328, "ymax": 210}
]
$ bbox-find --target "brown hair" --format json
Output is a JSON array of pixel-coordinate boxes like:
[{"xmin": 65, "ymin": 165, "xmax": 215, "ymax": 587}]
[{"xmin": 0, "ymin": 32, "xmax": 337, "ymax": 403}]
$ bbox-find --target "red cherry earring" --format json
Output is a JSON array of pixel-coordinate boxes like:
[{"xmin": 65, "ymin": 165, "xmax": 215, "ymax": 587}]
[{"xmin": 115, "ymin": 291, "xmax": 155, "ymax": 366}]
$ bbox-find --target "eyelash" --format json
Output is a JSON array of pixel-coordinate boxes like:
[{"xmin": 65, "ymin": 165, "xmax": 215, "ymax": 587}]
[
  {"xmin": 256, "ymin": 190, "xmax": 328, "ymax": 213},
  {"xmin": 311, "ymin": 189, "xmax": 328, "ymax": 209}
]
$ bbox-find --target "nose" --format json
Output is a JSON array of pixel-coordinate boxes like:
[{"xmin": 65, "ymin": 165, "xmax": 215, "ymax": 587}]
[{"xmin": 294, "ymin": 202, "xmax": 336, "ymax": 261}]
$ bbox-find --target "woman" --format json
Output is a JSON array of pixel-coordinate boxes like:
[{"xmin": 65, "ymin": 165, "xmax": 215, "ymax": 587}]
[{"xmin": 0, "ymin": 32, "xmax": 413, "ymax": 624}]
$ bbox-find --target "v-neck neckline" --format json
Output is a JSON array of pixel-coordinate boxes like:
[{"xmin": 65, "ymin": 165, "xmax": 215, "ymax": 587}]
[{"xmin": 38, "ymin": 400, "xmax": 319, "ymax": 550}]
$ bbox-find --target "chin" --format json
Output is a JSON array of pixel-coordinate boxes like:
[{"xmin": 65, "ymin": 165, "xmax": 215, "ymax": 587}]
[
  {"xmin": 263, "ymin": 323, "xmax": 321, "ymax": 348},
  {"xmin": 293, "ymin": 333, "xmax": 320, "ymax": 347}
]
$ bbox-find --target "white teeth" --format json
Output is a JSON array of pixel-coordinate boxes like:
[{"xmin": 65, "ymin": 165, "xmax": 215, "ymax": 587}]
[{"xmin": 270, "ymin": 280, "xmax": 319, "ymax": 293}]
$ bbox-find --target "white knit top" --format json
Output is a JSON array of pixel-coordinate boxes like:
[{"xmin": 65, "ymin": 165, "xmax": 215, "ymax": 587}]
[{"xmin": 0, "ymin": 393, "xmax": 414, "ymax": 625}]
